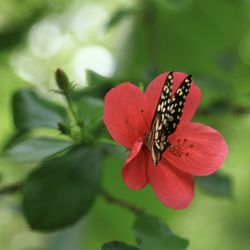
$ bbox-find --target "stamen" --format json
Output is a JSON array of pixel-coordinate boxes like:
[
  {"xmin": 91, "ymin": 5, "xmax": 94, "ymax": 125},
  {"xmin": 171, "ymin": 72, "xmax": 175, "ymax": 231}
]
[{"xmin": 168, "ymin": 138, "xmax": 194, "ymax": 157}]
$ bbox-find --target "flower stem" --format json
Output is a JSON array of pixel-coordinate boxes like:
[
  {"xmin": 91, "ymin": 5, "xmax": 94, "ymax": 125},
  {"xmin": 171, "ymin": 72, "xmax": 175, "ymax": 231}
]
[
  {"xmin": 65, "ymin": 93, "xmax": 83, "ymax": 128},
  {"xmin": 99, "ymin": 188, "xmax": 144, "ymax": 216}
]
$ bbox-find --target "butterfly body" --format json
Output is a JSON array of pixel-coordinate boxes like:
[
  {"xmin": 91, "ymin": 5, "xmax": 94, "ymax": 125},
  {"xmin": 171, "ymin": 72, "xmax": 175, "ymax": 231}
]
[{"xmin": 145, "ymin": 72, "xmax": 192, "ymax": 165}]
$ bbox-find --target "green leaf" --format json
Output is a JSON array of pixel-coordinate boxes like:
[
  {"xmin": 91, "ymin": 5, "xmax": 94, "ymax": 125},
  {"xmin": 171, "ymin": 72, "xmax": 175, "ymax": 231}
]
[
  {"xmin": 73, "ymin": 94, "xmax": 104, "ymax": 137},
  {"xmin": 22, "ymin": 145, "xmax": 101, "ymax": 231},
  {"xmin": 196, "ymin": 172, "xmax": 232, "ymax": 197},
  {"xmin": 85, "ymin": 70, "xmax": 115, "ymax": 98},
  {"xmin": 101, "ymin": 143, "xmax": 127, "ymax": 160},
  {"xmin": 70, "ymin": 70, "xmax": 115, "ymax": 100},
  {"xmin": 100, "ymin": 241, "xmax": 140, "ymax": 250},
  {"xmin": 75, "ymin": 96, "xmax": 103, "ymax": 127},
  {"xmin": 86, "ymin": 69, "xmax": 112, "ymax": 87},
  {"xmin": 134, "ymin": 214, "xmax": 189, "ymax": 250},
  {"xmin": 106, "ymin": 8, "xmax": 136, "ymax": 30},
  {"xmin": 12, "ymin": 88, "xmax": 67, "ymax": 130},
  {"xmin": 7, "ymin": 137, "xmax": 73, "ymax": 162}
]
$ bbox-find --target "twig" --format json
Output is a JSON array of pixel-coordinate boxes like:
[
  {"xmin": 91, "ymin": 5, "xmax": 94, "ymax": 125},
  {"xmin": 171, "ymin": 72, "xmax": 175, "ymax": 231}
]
[
  {"xmin": 65, "ymin": 94, "xmax": 83, "ymax": 128},
  {"xmin": 100, "ymin": 188, "xmax": 144, "ymax": 216},
  {"xmin": 0, "ymin": 181, "xmax": 24, "ymax": 195}
]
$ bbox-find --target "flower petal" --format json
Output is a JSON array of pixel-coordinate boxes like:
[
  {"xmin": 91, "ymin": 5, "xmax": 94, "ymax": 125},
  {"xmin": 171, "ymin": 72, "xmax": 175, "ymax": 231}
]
[
  {"xmin": 165, "ymin": 122, "xmax": 228, "ymax": 176},
  {"xmin": 148, "ymin": 158, "xmax": 194, "ymax": 210},
  {"xmin": 122, "ymin": 142, "xmax": 149, "ymax": 190},
  {"xmin": 103, "ymin": 82, "xmax": 151, "ymax": 148},
  {"xmin": 145, "ymin": 72, "xmax": 201, "ymax": 124}
]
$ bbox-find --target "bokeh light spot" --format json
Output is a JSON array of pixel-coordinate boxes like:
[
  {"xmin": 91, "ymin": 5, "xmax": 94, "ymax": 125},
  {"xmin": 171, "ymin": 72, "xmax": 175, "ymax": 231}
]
[
  {"xmin": 73, "ymin": 45, "xmax": 115, "ymax": 84},
  {"xmin": 28, "ymin": 19, "xmax": 66, "ymax": 59}
]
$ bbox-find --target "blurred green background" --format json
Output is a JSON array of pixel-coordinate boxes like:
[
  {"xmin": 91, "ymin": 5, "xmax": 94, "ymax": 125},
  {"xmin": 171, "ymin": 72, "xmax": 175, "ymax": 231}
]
[{"xmin": 0, "ymin": 0, "xmax": 250, "ymax": 249}]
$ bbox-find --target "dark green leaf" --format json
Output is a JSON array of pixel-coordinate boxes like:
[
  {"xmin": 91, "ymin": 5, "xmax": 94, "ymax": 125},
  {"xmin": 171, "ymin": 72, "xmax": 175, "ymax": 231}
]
[
  {"xmin": 22, "ymin": 145, "xmax": 101, "ymax": 231},
  {"xmin": 101, "ymin": 143, "xmax": 127, "ymax": 160},
  {"xmin": 12, "ymin": 88, "xmax": 67, "ymax": 130},
  {"xmin": 7, "ymin": 137, "xmax": 73, "ymax": 162},
  {"xmin": 85, "ymin": 70, "xmax": 115, "ymax": 98},
  {"xmin": 86, "ymin": 69, "xmax": 112, "ymax": 87},
  {"xmin": 73, "ymin": 94, "xmax": 104, "ymax": 137},
  {"xmin": 196, "ymin": 172, "xmax": 232, "ymax": 197},
  {"xmin": 100, "ymin": 241, "xmax": 139, "ymax": 250},
  {"xmin": 70, "ymin": 70, "xmax": 116, "ymax": 100},
  {"xmin": 106, "ymin": 8, "xmax": 136, "ymax": 30},
  {"xmin": 75, "ymin": 96, "xmax": 103, "ymax": 127},
  {"xmin": 134, "ymin": 214, "xmax": 189, "ymax": 250}
]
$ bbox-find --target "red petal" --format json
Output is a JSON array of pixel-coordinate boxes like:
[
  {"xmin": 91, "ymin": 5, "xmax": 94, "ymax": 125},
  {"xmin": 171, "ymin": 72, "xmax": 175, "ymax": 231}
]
[
  {"xmin": 103, "ymin": 82, "xmax": 151, "ymax": 148},
  {"xmin": 148, "ymin": 158, "xmax": 194, "ymax": 210},
  {"xmin": 165, "ymin": 122, "xmax": 228, "ymax": 176},
  {"xmin": 122, "ymin": 142, "xmax": 149, "ymax": 190},
  {"xmin": 145, "ymin": 72, "xmax": 201, "ymax": 124}
]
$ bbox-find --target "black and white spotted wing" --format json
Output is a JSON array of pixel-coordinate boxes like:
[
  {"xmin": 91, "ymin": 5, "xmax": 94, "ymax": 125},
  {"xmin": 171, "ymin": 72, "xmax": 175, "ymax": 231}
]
[
  {"xmin": 145, "ymin": 72, "xmax": 192, "ymax": 165},
  {"xmin": 165, "ymin": 74, "xmax": 192, "ymax": 136}
]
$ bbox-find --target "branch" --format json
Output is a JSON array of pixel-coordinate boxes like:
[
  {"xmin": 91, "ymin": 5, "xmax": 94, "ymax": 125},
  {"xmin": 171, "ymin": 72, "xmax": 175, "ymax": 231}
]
[
  {"xmin": 0, "ymin": 183, "xmax": 145, "ymax": 216},
  {"xmin": 0, "ymin": 181, "xmax": 24, "ymax": 195},
  {"xmin": 100, "ymin": 188, "xmax": 144, "ymax": 216}
]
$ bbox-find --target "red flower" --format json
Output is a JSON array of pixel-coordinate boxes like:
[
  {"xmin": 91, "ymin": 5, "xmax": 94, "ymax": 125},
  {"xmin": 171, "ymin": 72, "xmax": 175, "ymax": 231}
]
[{"xmin": 103, "ymin": 72, "xmax": 228, "ymax": 209}]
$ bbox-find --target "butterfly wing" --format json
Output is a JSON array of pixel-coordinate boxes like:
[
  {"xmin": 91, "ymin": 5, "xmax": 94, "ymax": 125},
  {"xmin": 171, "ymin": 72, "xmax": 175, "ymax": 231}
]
[
  {"xmin": 145, "ymin": 71, "xmax": 174, "ymax": 165},
  {"xmin": 146, "ymin": 72, "xmax": 192, "ymax": 165},
  {"xmin": 165, "ymin": 74, "xmax": 192, "ymax": 136}
]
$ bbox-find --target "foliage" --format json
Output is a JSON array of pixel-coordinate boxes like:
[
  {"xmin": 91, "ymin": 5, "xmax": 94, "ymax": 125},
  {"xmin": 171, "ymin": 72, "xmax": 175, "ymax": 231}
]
[
  {"xmin": 0, "ymin": 68, "xmax": 231, "ymax": 249},
  {"xmin": 1, "ymin": 0, "xmax": 249, "ymax": 249}
]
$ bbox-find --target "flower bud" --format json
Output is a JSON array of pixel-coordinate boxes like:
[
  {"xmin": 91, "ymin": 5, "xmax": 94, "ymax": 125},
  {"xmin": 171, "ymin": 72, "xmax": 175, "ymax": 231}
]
[{"xmin": 55, "ymin": 68, "xmax": 71, "ymax": 93}]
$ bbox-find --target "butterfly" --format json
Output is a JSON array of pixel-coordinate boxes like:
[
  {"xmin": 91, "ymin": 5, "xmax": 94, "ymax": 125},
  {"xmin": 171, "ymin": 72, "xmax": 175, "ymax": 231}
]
[{"xmin": 144, "ymin": 72, "xmax": 192, "ymax": 165}]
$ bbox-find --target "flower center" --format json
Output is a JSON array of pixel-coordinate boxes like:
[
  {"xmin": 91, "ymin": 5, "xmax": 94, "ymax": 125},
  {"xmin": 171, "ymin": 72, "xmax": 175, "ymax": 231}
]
[{"xmin": 168, "ymin": 138, "xmax": 194, "ymax": 157}]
